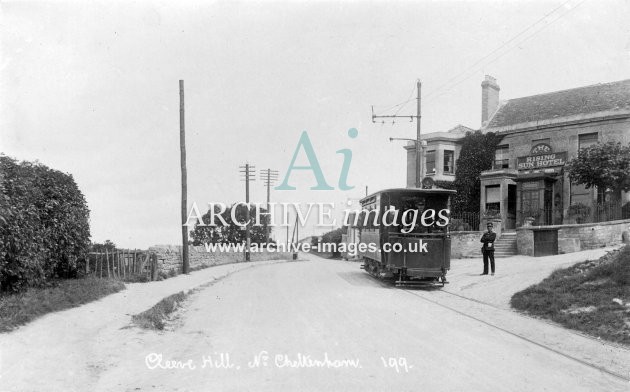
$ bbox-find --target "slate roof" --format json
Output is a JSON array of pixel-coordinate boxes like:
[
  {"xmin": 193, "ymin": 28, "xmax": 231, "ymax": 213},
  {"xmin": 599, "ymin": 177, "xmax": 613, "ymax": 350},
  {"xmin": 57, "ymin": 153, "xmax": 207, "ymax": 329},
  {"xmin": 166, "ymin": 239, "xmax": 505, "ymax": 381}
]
[{"xmin": 486, "ymin": 79, "xmax": 630, "ymax": 129}]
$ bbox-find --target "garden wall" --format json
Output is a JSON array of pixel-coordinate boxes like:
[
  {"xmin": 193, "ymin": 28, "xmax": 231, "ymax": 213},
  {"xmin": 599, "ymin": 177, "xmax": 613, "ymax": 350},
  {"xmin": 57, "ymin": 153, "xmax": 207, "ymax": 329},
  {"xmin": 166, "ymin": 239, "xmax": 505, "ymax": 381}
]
[
  {"xmin": 450, "ymin": 232, "xmax": 483, "ymax": 259},
  {"xmin": 149, "ymin": 245, "xmax": 293, "ymax": 273},
  {"xmin": 516, "ymin": 218, "xmax": 630, "ymax": 256}
]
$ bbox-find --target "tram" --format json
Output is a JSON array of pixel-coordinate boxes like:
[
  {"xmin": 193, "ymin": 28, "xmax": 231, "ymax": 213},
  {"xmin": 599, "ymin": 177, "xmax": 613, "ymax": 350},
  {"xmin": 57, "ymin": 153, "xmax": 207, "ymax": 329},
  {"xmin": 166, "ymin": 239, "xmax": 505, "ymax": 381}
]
[{"xmin": 357, "ymin": 187, "xmax": 455, "ymax": 286}]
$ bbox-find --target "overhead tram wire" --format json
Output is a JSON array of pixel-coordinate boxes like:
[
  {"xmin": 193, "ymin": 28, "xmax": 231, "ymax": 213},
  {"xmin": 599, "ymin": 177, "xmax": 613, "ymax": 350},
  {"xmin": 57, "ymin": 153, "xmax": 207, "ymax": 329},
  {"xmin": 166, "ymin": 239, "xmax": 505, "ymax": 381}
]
[
  {"xmin": 373, "ymin": 83, "xmax": 417, "ymax": 121},
  {"xmin": 422, "ymin": 0, "xmax": 587, "ymax": 105},
  {"xmin": 370, "ymin": 1, "xmax": 586, "ymax": 123},
  {"xmin": 423, "ymin": 0, "xmax": 577, "ymax": 101},
  {"xmin": 391, "ymin": 83, "xmax": 417, "ymax": 117}
]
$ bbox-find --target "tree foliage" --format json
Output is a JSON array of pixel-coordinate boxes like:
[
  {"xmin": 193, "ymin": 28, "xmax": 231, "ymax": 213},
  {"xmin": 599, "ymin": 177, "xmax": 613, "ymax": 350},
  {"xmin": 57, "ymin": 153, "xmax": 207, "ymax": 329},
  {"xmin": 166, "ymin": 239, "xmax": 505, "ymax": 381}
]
[
  {"xmin": 190, "ymin": 204, "xmax": 270, "ymax": 245},
  {"xmin": 566, "ymin": 141, "xmax": 630, "ymax": 200},
  {"xmin": 452, "ymin": 131, "xmax": 502, "ymax": 213},
  {"xmin": 0, "ymin": 155, "xmax": 91, "ymax": 292},
  {"xmin": 90, "ymin": 240, "xmax": 117, "ymax": 253},
  {"xmin": 321, "ymin": 227, "xmax": 345, "ymax": 257}
]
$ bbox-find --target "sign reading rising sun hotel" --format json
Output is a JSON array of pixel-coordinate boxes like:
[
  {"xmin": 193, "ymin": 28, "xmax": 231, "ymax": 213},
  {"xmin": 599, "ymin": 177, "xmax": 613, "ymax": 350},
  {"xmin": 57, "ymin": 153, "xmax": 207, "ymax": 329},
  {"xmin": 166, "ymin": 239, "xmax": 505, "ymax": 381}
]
[{"xmin": 517, "ymin": 143, "xmax": 567, "ymax": 172}]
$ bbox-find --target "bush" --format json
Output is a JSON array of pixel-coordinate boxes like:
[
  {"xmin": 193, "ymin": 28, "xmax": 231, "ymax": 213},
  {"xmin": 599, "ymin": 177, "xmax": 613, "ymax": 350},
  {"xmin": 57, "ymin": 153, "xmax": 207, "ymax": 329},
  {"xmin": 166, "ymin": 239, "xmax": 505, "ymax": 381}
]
[
  {"xmin": 452, "ymin": 131, "xmax": 502, "ymax": 213},
  {"xmin": 0, "ymin": 155, "xmax": 91, "ymax": 292},
  {"xmin": 321, "ymin": 227, "xmax": 345, "ymax": 257},
  {"xmin": 449, "ymin": 218, "xmax": 471, "ymax": 231},
  {"xmin": 567, "ymin": 203, "xmax": 591, "ymax": 223}
]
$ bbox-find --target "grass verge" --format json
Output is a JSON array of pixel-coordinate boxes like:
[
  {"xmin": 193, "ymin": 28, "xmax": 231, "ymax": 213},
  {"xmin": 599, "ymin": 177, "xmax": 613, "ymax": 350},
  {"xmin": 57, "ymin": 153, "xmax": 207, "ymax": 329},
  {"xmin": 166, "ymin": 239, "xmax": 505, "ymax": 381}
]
[
  {"xmin": 511, "ymin": 244, "xmax": 630, "ymax": 345},
  {"xmin": 0, "ymin": 277, "xmax": 125, "ymax": 333},
  {"xmin": 309, "ymin": 250, "xmax": 341, "ymax": 259},
  {"xmin": 132, "ymin": 291, "xmax": 187, "ymax": 330}
]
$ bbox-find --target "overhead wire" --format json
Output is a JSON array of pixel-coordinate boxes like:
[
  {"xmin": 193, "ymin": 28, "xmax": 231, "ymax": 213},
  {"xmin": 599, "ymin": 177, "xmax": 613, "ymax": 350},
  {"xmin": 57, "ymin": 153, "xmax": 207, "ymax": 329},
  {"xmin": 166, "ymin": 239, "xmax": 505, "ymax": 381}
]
[
  {"xmin": 373, "ymin": 83, "xmax": 416, "ymax": 117},
  {"xmin": 422, "ymin": 0, "xmax": 587, "ymax": 105},
  {"xmin": 370, "ymin": 0, "xmax": 587, "ymax": 119}
]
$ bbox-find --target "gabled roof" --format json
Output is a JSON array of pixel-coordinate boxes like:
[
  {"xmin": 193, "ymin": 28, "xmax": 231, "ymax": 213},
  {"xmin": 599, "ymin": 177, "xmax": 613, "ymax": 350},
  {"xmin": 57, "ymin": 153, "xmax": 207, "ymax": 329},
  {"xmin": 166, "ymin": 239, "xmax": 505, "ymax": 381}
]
[
  {"xmin": 486, "ymin": 79, "xmax": 630, "ymax": 130},
  {"xmin": 423, "ymin": 124, "xmax": 474, "ymax": 141}
]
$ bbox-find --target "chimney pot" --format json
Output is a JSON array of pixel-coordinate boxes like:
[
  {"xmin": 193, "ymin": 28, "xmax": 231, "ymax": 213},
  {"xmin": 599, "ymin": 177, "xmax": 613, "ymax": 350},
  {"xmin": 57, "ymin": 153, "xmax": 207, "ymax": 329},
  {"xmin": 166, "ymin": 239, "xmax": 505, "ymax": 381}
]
[{"xmin": 481, "ymin": 75, "xmax": 500, "ymax": 127}]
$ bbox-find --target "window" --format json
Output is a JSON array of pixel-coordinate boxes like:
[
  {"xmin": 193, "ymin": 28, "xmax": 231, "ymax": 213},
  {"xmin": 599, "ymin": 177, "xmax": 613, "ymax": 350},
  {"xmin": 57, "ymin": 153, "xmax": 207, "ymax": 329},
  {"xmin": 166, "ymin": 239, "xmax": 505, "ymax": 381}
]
[
  {"xmin": 578, "ymin": 133, "xmax": 598, "ymax": 150},
  {"xmin": 443, "ymin": 150, "xmax": 454, "ymax": 174},
  {"xmin": 521, "ymin": 181, "xmax": 540, "ymax": 219},
  {"xmin": 494, "ymin": 145, "xmax": 509, "ymax": 169},
  {"xmin": 425, "ymin": 150, "xmax": 436, "ymax": 175},
  {"xmin": 485, "ymin": 185, "xmax": 501, "ymax": 213}
]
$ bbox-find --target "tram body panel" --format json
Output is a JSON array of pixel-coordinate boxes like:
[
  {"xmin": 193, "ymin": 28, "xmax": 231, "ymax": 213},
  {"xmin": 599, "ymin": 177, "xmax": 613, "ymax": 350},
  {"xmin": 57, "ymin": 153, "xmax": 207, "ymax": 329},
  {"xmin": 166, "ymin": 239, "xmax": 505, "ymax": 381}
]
[
  {"xmin": 385, "ymin": 235, "xmax": 450, "ymax": 275},
  {"xmin": 358, "ymin": 229, "xmax": 381, "ymax": 263}
]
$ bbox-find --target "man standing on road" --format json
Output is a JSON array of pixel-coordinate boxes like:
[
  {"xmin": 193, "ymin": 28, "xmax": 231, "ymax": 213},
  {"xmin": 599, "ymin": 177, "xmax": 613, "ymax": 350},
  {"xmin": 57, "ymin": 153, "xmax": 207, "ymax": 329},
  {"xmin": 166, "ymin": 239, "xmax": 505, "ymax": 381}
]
[{"xmin": 480, "ymin": 222, "xmax": 496, "ymax": 276}]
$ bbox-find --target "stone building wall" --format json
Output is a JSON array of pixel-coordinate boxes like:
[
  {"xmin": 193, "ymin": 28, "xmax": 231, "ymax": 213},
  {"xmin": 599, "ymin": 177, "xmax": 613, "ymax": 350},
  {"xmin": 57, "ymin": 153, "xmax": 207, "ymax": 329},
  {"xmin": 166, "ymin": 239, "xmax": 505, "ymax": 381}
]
[{"xmin": 495, "ymin": 116, "xmax": 630, "ymax": 220}]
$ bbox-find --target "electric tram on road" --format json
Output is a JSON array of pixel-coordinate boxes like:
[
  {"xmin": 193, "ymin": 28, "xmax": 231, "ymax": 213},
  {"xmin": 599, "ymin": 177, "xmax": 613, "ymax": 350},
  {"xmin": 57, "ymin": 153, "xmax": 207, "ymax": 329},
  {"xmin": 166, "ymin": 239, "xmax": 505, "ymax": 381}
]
[{"xmin": 356, "ymin": 187, "xmax": 455, "ymax": 286}]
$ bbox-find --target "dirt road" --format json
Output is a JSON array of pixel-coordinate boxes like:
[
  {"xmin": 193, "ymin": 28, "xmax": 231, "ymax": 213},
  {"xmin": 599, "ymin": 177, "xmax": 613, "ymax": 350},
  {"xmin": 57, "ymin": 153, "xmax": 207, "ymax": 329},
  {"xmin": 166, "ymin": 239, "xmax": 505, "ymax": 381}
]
[{"xmin": 2, "ymin": 251, "xmax": 630, "ymax": 391}]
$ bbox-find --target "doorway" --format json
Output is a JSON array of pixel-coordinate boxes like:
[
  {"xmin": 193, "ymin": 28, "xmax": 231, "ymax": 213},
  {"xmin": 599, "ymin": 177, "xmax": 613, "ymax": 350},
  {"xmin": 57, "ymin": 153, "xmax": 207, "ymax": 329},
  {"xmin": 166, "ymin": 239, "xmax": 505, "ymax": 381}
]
[{"xmin": 507, "ymin": 184, "xmax": 516, "ymax": 229}]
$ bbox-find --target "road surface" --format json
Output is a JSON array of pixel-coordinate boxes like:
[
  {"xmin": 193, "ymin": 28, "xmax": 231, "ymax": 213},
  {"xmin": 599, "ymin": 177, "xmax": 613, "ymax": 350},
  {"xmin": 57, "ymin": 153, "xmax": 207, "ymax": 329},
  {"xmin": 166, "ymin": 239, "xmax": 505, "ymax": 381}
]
[
  {"xmin": 2, "ymin": 252, "xmax": 629, "ymax": 391},
  {"xmin": 99, "ymin": 253, "xmax": 629, "ymax": 392}
]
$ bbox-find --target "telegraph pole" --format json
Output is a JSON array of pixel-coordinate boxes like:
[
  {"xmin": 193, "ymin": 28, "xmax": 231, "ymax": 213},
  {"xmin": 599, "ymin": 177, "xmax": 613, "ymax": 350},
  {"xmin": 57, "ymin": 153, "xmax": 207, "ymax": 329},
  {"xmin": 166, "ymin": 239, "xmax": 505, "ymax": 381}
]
[
  {"xmin": 260, "ymin": 168, "xmax": 278, "ymax": 243},
  {"xmin": 372, "ymin": 80, "xmax": 422, "ymax": 187},
  {"xmin": 291, "ymin": 214, "xmax": 299, "ymax": 260},
  {"xmin": 416, "ymin": 80, "xmax": 422, "ymax": 188},
  {"xmin": 239, "ymin": 163, "xmax": 255, "ymax": 261},
  {"xmin": 179, "ymin": 80, "xmax": 189, "ymax": 274}
]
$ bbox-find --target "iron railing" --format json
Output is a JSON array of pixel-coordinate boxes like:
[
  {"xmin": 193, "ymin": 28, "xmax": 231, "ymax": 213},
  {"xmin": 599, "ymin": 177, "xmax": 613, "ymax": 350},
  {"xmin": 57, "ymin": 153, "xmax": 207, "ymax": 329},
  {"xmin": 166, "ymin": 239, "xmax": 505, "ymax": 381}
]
[
  {"xmin": 449, "ymin": 211, "xmax": 480, "ymax": 231},
  {"xmin": 518, "ymin": 200, "xmax": 630, "ymax": 227}
]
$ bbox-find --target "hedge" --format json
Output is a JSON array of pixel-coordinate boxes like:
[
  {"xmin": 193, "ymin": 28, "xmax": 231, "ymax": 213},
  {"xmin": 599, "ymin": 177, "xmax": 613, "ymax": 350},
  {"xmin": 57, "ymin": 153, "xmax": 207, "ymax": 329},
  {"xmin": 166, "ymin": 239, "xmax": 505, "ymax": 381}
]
[{"xmin": 0, "ymin": 155, "xmax": 91, "ymax": 292}]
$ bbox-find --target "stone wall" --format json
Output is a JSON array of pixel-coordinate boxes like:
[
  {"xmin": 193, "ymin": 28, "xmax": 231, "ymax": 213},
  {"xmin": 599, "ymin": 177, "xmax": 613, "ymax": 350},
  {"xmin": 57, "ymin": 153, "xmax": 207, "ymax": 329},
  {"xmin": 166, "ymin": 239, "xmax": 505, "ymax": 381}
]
[
  {"xmin": 149, "ymin": 245, "xmax": 293, "ymax": 274},
  {"xmin": 450, "ymin": 232, "xmax": 483, "ymax": 258},
  {"xmin": 516, "ymin": 218, "xmax": 630, "ymax": 256},
  {"xmin": 558, "ymin": 219, "xmax": 630, "ymax": 251},
  {"xmin": 516, "ymin": 228, "xmax": 535, "ymax": 256}
]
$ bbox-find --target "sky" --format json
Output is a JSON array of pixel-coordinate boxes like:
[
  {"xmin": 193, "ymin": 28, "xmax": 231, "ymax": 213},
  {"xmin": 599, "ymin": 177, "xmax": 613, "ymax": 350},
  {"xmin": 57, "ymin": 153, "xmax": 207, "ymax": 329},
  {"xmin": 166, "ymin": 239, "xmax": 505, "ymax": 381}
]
[{"xmin": 1, "ymin": 0, "xmax": 629, "ymax": 248}]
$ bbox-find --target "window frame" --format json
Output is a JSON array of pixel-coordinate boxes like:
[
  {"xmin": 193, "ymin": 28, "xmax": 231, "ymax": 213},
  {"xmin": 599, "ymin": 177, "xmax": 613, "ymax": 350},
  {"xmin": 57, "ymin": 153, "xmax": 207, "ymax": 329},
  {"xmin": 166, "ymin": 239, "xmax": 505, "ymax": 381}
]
[
  {"xmin": 494, "ymin": 144, "xmax": 509, "ymax": 169},
  {"xmin": 443, "ymin": 150, "xmax": 455, "ymax": 174},
  {"xmin": 425, "ymin": 150, "xmax": 436, "ymax": 175}
]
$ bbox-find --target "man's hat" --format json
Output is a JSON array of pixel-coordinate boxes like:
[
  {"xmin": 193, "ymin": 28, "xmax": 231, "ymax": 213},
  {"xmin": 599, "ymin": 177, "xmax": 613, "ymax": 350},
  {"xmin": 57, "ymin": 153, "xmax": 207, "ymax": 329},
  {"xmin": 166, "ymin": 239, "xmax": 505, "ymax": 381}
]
[{"xmin": 487, "ymin": 222, "xmax": 493, "ymax": 227}]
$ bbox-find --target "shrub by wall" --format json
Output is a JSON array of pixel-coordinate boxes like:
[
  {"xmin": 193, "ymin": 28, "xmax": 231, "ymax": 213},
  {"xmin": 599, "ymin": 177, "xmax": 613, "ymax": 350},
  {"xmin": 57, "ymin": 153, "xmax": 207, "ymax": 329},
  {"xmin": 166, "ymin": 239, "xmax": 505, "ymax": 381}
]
[
  {"xmin": 0, "ymin": 155, "xmax": 91, "ymax": 292},
  {"xmin": 321, "ymin": 227, "xmax": 345, "ymax": 257}
]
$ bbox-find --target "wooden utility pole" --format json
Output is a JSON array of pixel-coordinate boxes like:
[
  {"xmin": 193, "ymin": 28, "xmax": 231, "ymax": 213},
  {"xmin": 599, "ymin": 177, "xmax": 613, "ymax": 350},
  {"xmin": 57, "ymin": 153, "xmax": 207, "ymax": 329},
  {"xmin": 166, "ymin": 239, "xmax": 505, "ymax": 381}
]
[
  {"xmin": 239, "ymin": 163, "xmax": 255, "ymax": 261},
  {"xmin": 179, "ymin": 80, "xmax": 190, "ymax": 274},
  {"xmin": 371, "ymin": 80, "xmax": 423, "ymax": 187},
  {"xmin": 260, "ymin": 168, "xmax": 278, "ymax": 243},
  {"xmin": 291, "ymin": 214, "xmax": 299, "ymax": 260},
  {"xmin": 416, "ymin": 80, "xmax": 422, "ymax": 188}
]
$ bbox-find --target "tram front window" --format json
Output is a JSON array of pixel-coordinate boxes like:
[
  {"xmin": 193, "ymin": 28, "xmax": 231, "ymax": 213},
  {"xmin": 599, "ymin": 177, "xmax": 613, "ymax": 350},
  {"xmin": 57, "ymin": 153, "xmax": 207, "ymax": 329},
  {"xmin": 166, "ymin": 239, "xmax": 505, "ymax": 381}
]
[{"xmin": 396, "ymin": 195, "xmax": 448, "ymax": 234}]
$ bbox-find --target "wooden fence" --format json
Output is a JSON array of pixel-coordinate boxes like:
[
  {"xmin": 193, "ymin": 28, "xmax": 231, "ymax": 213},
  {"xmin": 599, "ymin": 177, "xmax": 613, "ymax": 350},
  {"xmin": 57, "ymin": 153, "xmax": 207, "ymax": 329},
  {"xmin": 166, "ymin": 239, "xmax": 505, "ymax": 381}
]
[{"xmin": 85, "ymin": 249, "xmax": 158, "ymax": 281}]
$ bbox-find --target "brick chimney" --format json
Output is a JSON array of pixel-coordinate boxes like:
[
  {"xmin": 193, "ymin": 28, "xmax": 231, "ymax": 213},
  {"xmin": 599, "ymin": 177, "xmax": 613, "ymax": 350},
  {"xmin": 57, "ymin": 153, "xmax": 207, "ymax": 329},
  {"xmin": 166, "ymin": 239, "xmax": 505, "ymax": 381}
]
[{"xmin": 481, "ymin": 75, "xmax": 500, "ymax": 127}]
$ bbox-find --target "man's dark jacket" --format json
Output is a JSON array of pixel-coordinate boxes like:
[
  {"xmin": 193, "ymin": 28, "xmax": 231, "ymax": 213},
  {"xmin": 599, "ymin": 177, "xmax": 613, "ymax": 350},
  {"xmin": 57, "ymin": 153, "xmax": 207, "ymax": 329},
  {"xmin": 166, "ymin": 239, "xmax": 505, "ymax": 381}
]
[{"xmin": 480, "ymin": 232, "xmax": 496, "ymax": 252}]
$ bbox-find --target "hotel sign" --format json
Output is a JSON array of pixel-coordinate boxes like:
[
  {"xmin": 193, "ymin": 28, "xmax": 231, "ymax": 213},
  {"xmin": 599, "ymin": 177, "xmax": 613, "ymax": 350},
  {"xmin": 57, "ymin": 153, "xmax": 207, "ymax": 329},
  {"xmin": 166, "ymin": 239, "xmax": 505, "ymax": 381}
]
[{"xmin": 517, "ymin": 143, "xmax": 567, "ymax": 170}]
